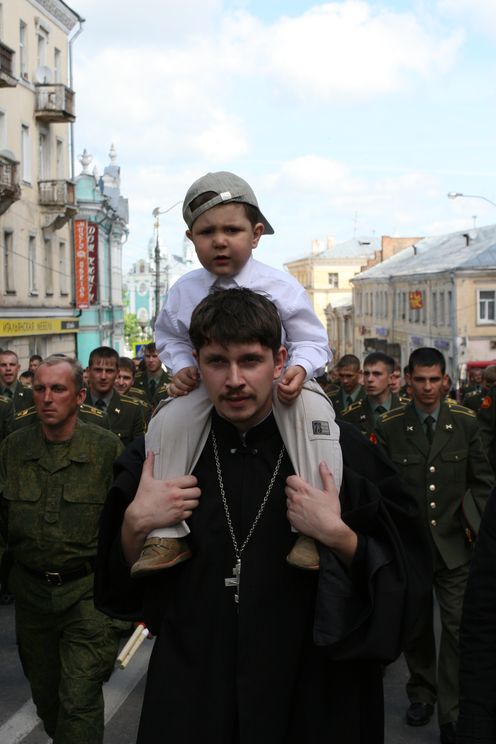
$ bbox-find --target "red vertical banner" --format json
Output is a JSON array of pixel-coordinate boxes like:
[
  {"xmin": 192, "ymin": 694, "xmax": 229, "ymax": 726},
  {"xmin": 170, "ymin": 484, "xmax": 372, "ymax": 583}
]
[
  {"xmin": 74, "ymin": 219, "xmax": 89, "ymax": 308},
  {"xmin": 87, "ymin": 222, "xmax": 99, "ymax": 305}
]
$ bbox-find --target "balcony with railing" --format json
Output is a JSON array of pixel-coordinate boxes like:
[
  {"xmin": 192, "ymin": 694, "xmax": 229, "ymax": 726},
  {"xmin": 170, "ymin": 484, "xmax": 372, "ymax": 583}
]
[
  {"xmin": 0, "ymin": 41, "xmax": 17, "ymax": 87},
  {"xmin": 39, "ymin": 179, "xmax": 76, "ymax": 208},
  {"xmin": 0, "ymin": 151, "xmax": 21, "ymax": 215},
  {"xmin": 39, "ymin": 179, "xmax": 77, "ymax": 234},
  {"xmin": 35, "ymin": 84, "xmax": 75, "ymax": 123}
]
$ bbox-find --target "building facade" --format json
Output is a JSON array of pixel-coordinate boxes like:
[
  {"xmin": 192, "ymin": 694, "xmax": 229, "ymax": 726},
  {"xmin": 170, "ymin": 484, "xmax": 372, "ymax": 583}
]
[
  {"xmin": 0, "ymin": 0, "xmax": 83, "ymax": 366},
  {"xmin": 352, "ymin": 225, "xmax": 496, "ymax": 380},
  {"xmin": 285, "ymin": 235, "xmax": 416, "ymax": 360},
  {"xmin": 74, "ymin": 146, "xmax": 128, "ymax": 366}
]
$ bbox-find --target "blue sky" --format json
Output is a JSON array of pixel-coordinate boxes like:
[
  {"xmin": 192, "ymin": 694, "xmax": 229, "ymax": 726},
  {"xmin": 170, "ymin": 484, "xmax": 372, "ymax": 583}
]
[{"xmin": 71, "ymin": 0, "xmax": 496, "ymax": 271}]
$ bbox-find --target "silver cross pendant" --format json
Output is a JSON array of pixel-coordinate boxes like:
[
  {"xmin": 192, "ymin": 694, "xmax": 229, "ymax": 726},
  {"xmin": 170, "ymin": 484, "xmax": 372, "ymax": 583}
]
[{"xmin": 224, "ymin": 558, "xmax": 241, "ymax": 604}]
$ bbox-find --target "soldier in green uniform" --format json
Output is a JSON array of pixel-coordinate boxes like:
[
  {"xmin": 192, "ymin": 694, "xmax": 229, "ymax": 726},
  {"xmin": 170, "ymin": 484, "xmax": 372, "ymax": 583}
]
[
  {"xmin": 87, "ymin": 347, "xmax": 147, "ymax": 446},
  {"xmin": 0, "ymin": 349, "xmax": 33, "ymax": 413},
  {"xmin": 115, "ymin": 357, "xmax": 152, "ymax": 424},
  {"xmin": 375, "ymin": 347, "xmax": 494, "ymax": 744},
  {"xmin": 462, "ymin": 365, "xmax": 496, "ymax": 413},
  {"xmin": 327, "ymin": 354, "xmax": 365, "ymax": 418},
  {"xmin": 134, "ymin": 342, "xmax": 170, "ymax": 405},
  {"xmin": 0, "ymin": 355, "xmax": 124, "ymax": 743},
  {"xmin": 341, "ymin": 352, "xmax": 405, "ymax": 440}
]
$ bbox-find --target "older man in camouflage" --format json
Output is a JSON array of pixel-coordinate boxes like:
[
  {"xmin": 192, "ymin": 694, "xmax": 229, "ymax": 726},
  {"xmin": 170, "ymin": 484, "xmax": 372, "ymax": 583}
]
[{"xmin": 0, "ymin": 355, "xmax": 123, "ymax": 744}]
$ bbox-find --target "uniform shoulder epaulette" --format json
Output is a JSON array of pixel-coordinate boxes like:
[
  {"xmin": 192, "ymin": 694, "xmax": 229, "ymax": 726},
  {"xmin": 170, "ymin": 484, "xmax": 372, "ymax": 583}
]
[
  {"xmin": 120, "ymin": 394, "xmax": 141, "ymax": 406},
  {"xmin": 342, "ymin": 399, "xmax": 363, "ymax": 415},
  {"xmin": 448, "ymin": 402, "xmax": 476, "ymax": 417},
  {"xmin": 398, "ymin": 395, "xmax": 410, "ymax": 404},
  {"xmin": 128, "ymin": 386, "xmax": 147, "ymax": 398},
  {"xmin": 79, "ymin": 403, "xmax": 105, "ymax": 418},
  {"xmin": 14, "ymin": 405, "xmax": 35, "ymax": 420},
  {"xmin": 464, "ymin": 390, "xmax": 479, "ymax": 399},
  {"xmin": 156, "ymin": 383, "xmax": 169, "ymax": 394},
  {"xmin": 380, "ymin": 407, "xmax": 405, "ymax": 423},
  {"xmin": 0, "ymin": 394, "xmax": 11, "ymax": 406}
]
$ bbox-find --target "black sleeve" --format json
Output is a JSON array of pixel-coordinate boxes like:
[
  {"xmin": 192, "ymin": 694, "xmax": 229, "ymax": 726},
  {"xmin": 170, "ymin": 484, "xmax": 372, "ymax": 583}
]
[
  {"xmin": 94, "ymin": 436, "xmax": 146, "ymax": 621},
  {"xmin": 458, "ymin": 488, "xmax": 496, "ymax": 744},
  {"xmin": 312, "ymin": 423, "xmax": 432, "ymax": 664}
]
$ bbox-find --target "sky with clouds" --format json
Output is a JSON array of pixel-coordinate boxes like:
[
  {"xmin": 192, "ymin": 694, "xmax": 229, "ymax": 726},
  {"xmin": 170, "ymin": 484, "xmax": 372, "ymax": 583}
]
[{"xmin": 70, "ymin": 0, "xmax": 496, "ymax": 271}]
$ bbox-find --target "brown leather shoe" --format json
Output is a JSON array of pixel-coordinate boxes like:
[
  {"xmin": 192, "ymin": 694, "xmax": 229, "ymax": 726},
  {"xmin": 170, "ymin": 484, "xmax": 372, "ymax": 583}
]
[
  {"xmin": 286, "ymin": 535, "xmax": 320, "ymax": 570},
  {"xmin": 130, "ymin": 537, "xmax": 192, "ymax": 578}
]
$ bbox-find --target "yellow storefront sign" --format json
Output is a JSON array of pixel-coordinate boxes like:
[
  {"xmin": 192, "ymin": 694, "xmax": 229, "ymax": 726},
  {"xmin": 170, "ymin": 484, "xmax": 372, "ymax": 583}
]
[{"xmin": 0, "ymin": 318, "xmax": 79, "ymax": 337}]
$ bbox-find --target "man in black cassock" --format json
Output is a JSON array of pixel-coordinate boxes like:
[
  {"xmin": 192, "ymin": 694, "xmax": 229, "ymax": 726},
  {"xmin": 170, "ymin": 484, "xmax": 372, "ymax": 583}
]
[{"xmin": 95, "ymin": 288, "xmax": 426, "ymax": 744}]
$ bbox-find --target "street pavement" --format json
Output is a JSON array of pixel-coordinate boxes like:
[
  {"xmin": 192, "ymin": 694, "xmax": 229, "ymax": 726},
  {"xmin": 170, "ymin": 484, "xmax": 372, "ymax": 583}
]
[{"xmin": 1, "ymin": 601, "xmax": 441, "ymax": 743}]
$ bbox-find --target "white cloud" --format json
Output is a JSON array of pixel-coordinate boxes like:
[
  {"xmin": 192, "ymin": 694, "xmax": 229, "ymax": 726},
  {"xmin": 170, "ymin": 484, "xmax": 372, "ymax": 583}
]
[{"xmin": 438, "ymin": 0, "xmax": 496, "ymax": 38}]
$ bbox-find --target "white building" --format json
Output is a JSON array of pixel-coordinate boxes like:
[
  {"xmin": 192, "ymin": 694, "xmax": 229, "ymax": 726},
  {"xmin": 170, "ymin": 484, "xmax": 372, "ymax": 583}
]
[{"xmin": 0, "ymin": 0, "xmax": 83, "ymax": 365}]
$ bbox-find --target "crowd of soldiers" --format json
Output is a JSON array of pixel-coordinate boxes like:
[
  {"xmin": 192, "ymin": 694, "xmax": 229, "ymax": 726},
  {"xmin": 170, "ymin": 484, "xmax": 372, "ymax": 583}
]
[{"xmin": 1, "ymin": 343, "xmax": 495, "ymax": 744}]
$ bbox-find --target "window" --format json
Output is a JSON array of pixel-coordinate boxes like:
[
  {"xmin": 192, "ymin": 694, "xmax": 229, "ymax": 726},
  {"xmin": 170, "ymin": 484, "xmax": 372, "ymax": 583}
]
[
  {"xmin": 36, "ymin": 29, "xmax": 48, "ymax": 69},
  {"xmin": 44, "ymin": 238, "xmax": 53, "ymax": 294},
  {"xmin": 55, "ymin": 138, "xmax": 64, "ymax": 178},
  {"xmin": 28, "ymin": 235, "xmax": 37, "ymax": 293},
  {"xmin": 0, "ymin": 110, "xmax": 5, "ymax": 150},
  {"xmin": 21, "ymin": 124, "xmax": 31, "ymax": 182},
  {"xmin": 432, "ymin": 291, "xmax": 438, "ymax": 325},
  {"xmin": 328, "ymin": 272, "xmax": 338, "ymax": 288},
  {"xmin": 439, "ymin": 291, "xmax": 445, "ymax": 326},
  {"xmin": 39, "ymin": 130, "xmax": 49, "ymax": 179},
  {"xmin": 19, "ymin": 21, "xmax": 27, "ymax": 79},
  {"xmin": 54, "ymin": 48, "xmax": 61, "ymax": 82},
  {"xmin": 478, "ymin": 290, "xmax": 496, "ymax": 324},
  {"xmin": 59, "ymin": 241, "xmax": 68, "ymax": 295},
  {"xmin": 3, "ymin": 231, "xmax": 15, "ymax": 293}
]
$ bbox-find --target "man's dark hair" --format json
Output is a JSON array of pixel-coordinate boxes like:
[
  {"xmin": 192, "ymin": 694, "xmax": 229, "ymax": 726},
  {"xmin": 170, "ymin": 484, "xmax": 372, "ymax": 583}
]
[
  {"xmin": 144, "ymin": 342, "xmax": 157, "ymax": 353},
  {"xmin": 336, "ymin": 354, "xmax": 360, "ymax": 371},
  {"xmin": 408, "ymin": 347, "xmax": 446, "ymax": 375},
  {"xmin": 118, "ymin": 356, "xmax": 136, "ymax": 376},
  {"xmin": 88, "ymin": 346, "xmax": 119, "ymax": 367},
  {"xmin": 189, "ymin": 288, "xmax": 281, "ymax": 356},
  {"xmin": 29, "ymin": 354, "xmax": 43, "ymax": 364},
  {"xmin": 364, "ymin": 352, "xmax": 395, "ymax": 373},
  {"xmin": 188, "ymin": 191, "xmax": 260, "ymax": 229}
]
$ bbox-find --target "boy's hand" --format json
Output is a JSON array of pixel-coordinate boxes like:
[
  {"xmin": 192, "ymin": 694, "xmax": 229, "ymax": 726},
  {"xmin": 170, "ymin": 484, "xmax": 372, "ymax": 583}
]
[
  {"xmin": 277, "ymin": 365, "xmax": 306, "ymax": 404},
  {"xmin": 169, "ymin": 366, "xmax": 200, "ymax": 397}
]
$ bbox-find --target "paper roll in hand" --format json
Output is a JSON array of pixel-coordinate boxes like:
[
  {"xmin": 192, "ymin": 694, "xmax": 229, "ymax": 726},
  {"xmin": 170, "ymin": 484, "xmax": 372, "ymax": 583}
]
[{"xmin": 116, "ymin": 623, "xmax": 149, "ymax": 669}]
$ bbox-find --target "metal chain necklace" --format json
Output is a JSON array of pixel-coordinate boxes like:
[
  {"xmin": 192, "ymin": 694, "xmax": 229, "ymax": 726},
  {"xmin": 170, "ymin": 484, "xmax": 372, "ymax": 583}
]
[{"xmin": 211, "ymin": 429, "xmax": 285, "ymax": 606}]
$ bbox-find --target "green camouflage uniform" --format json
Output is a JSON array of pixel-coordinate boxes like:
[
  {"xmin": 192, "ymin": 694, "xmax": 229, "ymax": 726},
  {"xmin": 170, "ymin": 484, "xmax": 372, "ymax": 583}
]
[
  {"xmin": 376, "ymin": 400, "xmax": 494, "ymax": 726},
  {"xmin": 0, "ymin": 420, "xmax": 124, "ymax": 744}
]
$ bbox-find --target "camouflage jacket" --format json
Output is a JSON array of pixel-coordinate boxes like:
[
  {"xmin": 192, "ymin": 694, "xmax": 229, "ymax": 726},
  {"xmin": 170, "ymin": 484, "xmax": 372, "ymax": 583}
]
[{"xmin": 0, "ymin": 420, "xmax": 123, "ymax": 608}]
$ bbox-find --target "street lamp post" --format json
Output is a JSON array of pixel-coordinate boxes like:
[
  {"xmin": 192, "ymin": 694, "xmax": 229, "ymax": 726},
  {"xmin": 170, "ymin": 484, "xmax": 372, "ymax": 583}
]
[
  {"xmin": 151, "ymin": 201, "xmax": 181, "ymax": 329},
  {"xmin": 447, "ymin": 192, "xmax": 496, "ymax": 208}
]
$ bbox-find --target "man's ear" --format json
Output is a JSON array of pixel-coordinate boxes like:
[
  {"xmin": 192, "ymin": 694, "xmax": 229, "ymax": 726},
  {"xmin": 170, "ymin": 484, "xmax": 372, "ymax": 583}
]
[
  {"xmin": 273, "ymin": 346, "xmax": 287, "ymax": 379},
  {"xmin": 186, "ymin": 229, "xmax": 192, "ymax": 242},
  {"xmin": 77, "ymin": 387, "xmax": 86, "ymax": 406}
]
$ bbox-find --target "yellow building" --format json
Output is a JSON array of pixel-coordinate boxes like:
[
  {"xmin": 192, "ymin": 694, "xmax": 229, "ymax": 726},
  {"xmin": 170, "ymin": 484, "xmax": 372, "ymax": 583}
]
[
  {"xmin": 352, "ymin": 225, "xmax": 496, "ymax": 380},
  {"xmin": 0, "ymin": 0, "xmax": 83, "ymax": 365},
  {"xmin": 285, "ymin": 235, "xmax": 416, "ymax": 359}
]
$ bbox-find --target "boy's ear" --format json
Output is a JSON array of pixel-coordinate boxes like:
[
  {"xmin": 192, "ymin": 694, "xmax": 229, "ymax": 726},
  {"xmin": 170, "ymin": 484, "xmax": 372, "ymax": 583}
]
[
  {"xmin": 186, "ymin": 229, "xmax": 192, "ymax": 241},
  {"xmin": 252, "ymin": 222, "xmax": 264, "ymax": 248}
]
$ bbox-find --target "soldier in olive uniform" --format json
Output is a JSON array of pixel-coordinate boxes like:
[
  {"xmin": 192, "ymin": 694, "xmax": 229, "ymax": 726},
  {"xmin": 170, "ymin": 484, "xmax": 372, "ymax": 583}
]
[
  {"xmin": 0, "ymin": 349, "xmax": 33, "ymax": 413},
  {"xmin": 134, "ymin": 342, "xmax": 170, "ymax": 405},
  {"xmin": 87, "ymin": 347, "xmax": 147, "ymax": 446},
  {"xmin": 462, "ymin": 365, "xmax": 496, "ymax": 413},
  {"xmin": 375, "ymin": 347, "xmax": 494, "ymax": 744},
  {"xmin": 341, "ymin": 352, "xmax": 405, "ymax": 440},
  {"xmin": 115, "ymin": 357, "xmax": 152, "ymax": 424},
  {"xmin": 0, "ymin": 355, "xmax": 124, "ymax": 743},
  {"xmin": 327, "ymin": 354, "xmax": 365, "ymax": 418}
]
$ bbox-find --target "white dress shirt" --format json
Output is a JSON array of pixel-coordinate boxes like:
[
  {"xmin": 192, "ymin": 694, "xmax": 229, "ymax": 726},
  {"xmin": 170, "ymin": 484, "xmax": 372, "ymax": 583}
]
[{"xmin": 155, "ymin": 257, "xmax": 332, "ymax": 378}]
